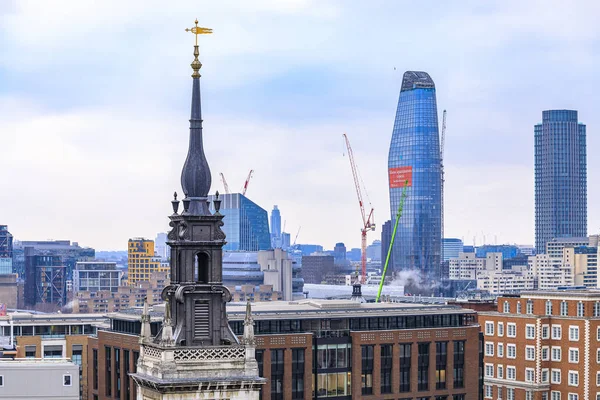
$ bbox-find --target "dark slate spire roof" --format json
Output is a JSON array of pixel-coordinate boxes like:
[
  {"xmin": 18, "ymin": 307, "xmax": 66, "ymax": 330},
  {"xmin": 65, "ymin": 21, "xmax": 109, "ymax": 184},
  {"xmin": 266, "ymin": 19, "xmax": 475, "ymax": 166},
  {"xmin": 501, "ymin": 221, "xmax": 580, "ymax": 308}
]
[
  {"xmin": 400, "ymin": 71, "xmax": 435, "ymax": 92},
  {"xmin": 180, "ymin": 44, "xmax": 212, "ymax": 215}
]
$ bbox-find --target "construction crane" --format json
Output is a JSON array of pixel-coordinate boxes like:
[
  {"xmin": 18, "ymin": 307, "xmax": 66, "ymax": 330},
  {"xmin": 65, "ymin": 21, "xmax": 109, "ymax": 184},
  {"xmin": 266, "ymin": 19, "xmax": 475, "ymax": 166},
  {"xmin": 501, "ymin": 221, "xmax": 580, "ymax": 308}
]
[
  {"xmin": 342, "ymin": 133, "xmax": 375, "ymax": 283},
  {"xmin": 241, "ymin": 169, "xmax": 254, "ymax": 196},
  {"xmin": 440, "ymin": 110, "xmax": 447, "ymax": 264},
  {"xmin": 219, "ymin": 172, "xmax": 231, "ymax": 194},
  {"xmin": 376, "ymin": 182, "xmax": 408, "ymax": 302},
  {"xmin": 293, "ymin": 226, "xmax": 301, "ymax": 247}
]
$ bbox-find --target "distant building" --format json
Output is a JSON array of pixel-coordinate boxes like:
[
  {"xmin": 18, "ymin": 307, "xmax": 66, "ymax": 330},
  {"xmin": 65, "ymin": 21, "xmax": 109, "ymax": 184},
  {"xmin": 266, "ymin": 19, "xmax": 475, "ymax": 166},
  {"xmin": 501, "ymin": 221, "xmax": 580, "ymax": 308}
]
[
  {"xmin": 301, "ymin": 254, "xmax": 336, "ymax": 284},
  {"xmin": 270, "ymin": 205, "xmax": 282, "ymax": 248},
  {"xmin": 535, "ymin": 110, "xmax": 587, "ymax": 253},
  {"xmin": 463, "ymin": 245, "xmax": 475, "ymax": 253},
  {"xmin": 154, "ymin": 232, "xmax": 170, "ymax": 260},
  {"xmin": 73, "ymin": 261, "xmax": 123, "ymax": 295},
  {"xmin": 295, "ymin": 244, "xmax": 323, "ymax": 256},
  {"xmin": 127, "ymin": 238, "xmax": 168, "ymax": 287},
  {"xmin": 333, "ymin": 242, "xmax": 347, "ymax": 264},
  {"xmin": 517, "ymin": 245, "xmax": 535, "ymax": 256},
  {"xmin": 208, "ymin": 193, "xmax": 271, "ymax": 251},
  {"xmin": 0, "ymin": 359, "xmax": 80, "ymax": 399},
  {"xmin": 475, "ymin": 245, "xmax": 519, "ymax": 260},
  {"xmin": 15, "ymin": 240, "xmax": 94, "ymax": 280},
  {"xmin": 381, "ymin": 220, "xmax": 393, "ymax": 266},
  {"xmin": 281, "ymin": 232, "xmax": 291, "ymax": 249},
  {"xmin": 24, "ymin": 249, "xmax": 66, "ymax": 309},
  {"xmin": 366, "ymin": 240, "xmax": 382, "ymax": 261},
  {"xmin": 346, "ymin": 248, "xmax": 361, "ymax": 262},
  {"xmin": 0, "ymin": 274, "xmax": 19, "ymax": 309},
  {"xmin": 443, "ymin": 238, "xmax": 464, "ymax": 261},
  {"xmin": 0, "ymin": 226, "xmax": 13, "ymax": 274}
]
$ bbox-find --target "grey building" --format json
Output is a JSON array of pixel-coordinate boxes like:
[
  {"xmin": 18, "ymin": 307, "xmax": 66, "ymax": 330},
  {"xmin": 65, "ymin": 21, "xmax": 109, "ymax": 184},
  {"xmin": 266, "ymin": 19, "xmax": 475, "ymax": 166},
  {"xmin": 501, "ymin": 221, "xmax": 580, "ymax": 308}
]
[
  {"xmin": 535, "ymin": 110, "xmax": 587, "ymax": 253},
  {"xmin": 381, "ymin": 220, "xmax": 394, "ymax": 267},
  {"xmin": 270, "ymin": 205, "xmax": 282, "ymax": 248},
  {"xmin": 0, "ymin": 359, "xmax": 80, "ymax": 399},
  {"xmin": 366, "ymin": 240, "xmax": 382, "ymax": 261},
  {"xmin": 301, "ymin": 254, "xmax": 336, "ymax": 284},
  {"xmin": 73, "ymin": 261, "xmax": 123, "ymax": 294},
  {"xmin": 15, "ymin": 240, "xmax": 94, "ymax": 280}
]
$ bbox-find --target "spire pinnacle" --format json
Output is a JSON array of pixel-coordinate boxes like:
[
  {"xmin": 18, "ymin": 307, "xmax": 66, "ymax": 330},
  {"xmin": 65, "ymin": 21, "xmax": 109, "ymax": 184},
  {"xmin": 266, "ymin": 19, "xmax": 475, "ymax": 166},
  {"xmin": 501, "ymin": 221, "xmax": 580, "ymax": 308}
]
[
  {"xmin": 140, "ymin": 296, "xmax": 152, "ymax": 343},
  {"xmin": 242, "ymin": 300, "xmax": 255, "ymax": 346},
  {"xmin": 185, "ymin": 19, "xmax": 212, "ymax": 79}
]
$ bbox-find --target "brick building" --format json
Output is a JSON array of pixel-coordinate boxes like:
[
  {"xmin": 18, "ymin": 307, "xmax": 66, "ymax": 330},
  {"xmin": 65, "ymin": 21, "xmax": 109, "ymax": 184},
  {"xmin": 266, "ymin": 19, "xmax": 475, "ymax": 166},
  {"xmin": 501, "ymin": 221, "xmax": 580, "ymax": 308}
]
[
  {"xmin": 480, "ymin": 288, "xmax": 600, "ymax": 400},
  {"xmin": 88, "ymin": 298, "xmax": 481, "ymax": 400}
]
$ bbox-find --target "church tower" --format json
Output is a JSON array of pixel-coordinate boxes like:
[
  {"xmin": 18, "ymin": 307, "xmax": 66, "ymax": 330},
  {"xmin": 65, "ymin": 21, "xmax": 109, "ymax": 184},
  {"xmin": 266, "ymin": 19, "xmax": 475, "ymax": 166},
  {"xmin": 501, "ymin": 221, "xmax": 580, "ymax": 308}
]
[{"xmin": 131, "ymin": 20, "xmax": 265, "ymax": 399}]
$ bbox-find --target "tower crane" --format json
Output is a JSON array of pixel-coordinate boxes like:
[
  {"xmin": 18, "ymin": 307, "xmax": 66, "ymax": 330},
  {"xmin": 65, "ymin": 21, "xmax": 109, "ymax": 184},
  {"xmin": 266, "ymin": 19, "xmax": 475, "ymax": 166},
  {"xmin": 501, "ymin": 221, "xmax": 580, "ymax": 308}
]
[
  {"xmin": 241, "ymin": 169, "xmax": 254, "ymax": 196},
  {"xmin": 342, "ymin": 133, "xmax": 375, "ymax": 283},
  {"xmin": 293, "ymin": 226, "xmax": 301, "ymax": 247},
  {"xmin": 219, "ymin": 172, "xmax": 231, "ymax": 194},
  {"xmin": 440, "ymin": 110, "xmax": 447, "ymax": 264}
]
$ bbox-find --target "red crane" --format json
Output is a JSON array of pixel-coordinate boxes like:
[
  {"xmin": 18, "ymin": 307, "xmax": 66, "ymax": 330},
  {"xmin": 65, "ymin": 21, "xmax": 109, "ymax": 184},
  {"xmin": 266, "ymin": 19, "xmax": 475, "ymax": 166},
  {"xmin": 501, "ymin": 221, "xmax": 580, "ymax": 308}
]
[
  {"xmin": 343, "ymin": 133, "xmax": 375, "ymax": 283},
  {"xmin": 241, "ymin": 169, "xmax": 254, "ymax": 196}
]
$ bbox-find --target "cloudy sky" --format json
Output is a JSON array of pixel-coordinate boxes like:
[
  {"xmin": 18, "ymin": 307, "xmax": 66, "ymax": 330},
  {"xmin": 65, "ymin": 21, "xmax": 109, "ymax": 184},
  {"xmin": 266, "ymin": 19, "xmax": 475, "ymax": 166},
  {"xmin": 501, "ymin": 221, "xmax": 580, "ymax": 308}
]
[{"xmin": 1, "ymin": 0, "xmax": 599, "ymax": 250}]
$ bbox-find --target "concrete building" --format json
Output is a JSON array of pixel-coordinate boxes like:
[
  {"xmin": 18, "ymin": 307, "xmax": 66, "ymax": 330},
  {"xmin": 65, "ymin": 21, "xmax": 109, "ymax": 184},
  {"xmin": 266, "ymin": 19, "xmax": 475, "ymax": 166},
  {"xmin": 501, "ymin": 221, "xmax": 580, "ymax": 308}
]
[
  {"xmin": 0, "ymin": 358, "xmax": 80, "ymax": 399},
  {"xmin": 0, "ymin": 274, "xmax": 19, "ymax": 309},
  {"xmin": 535, "ymin": 110, "xmax": 587, "ymax": 254},
  {"xmin": 73, "ymin": 261, "xmax": 123, "ymax": 294},
  {"xmin": 480, "ymin": 288, "xmax": 600, "ymax": 400},
  {"xmin": 89, "ymin": 298, "xmax": 480, "ymax": 400},
  {"xmin": 127, "ymin": 238, "xmax": 168, "ymax": 287},
  {"xmin": 258, "ymin": 248, "xmax": 302, "ymax": 301}
]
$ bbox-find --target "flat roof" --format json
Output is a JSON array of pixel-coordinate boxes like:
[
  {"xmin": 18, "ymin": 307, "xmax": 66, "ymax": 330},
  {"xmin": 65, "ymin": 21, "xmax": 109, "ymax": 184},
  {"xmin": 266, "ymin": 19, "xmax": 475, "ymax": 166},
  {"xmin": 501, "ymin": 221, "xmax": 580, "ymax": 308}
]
[
  {"xmin": 0, "ymin": 312, "xmax": 108, "ymax": 326},
  {"xmin": 516, "ymin": 289, "xmax": 600, "ymax": 299}
]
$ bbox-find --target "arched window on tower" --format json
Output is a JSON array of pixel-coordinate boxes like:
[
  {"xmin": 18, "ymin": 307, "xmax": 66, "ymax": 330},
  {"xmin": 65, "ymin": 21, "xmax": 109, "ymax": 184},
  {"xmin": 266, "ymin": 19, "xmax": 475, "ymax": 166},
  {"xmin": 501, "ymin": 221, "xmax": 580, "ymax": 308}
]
[{"xmin": 194, "ymin": 253, "xmax": 210, "ymax": 283}]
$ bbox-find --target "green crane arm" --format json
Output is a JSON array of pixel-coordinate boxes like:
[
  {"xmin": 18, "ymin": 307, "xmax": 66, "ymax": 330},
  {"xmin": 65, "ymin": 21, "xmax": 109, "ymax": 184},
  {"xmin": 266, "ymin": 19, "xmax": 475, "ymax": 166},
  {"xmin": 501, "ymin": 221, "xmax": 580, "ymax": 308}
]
[{"xmin": 376, "ymin": 181, "xmax": 408, "ymax": 302}]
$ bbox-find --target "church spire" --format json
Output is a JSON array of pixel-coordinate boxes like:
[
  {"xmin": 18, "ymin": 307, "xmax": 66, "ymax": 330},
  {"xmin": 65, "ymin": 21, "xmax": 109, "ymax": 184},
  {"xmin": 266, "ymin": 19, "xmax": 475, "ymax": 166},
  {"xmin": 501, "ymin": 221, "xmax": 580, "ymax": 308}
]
[{"xmin": 180, "ymin": 20, "xmax": 213, "ymax": 215}]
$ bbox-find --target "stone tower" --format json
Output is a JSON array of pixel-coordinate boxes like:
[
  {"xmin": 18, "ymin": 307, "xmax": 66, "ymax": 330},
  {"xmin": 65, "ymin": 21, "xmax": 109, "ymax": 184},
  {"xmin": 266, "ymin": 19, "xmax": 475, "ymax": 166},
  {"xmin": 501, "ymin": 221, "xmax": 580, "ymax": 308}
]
[{"xmin": 131, "ymin": 20, "xmax": 265, "ymax": 399}]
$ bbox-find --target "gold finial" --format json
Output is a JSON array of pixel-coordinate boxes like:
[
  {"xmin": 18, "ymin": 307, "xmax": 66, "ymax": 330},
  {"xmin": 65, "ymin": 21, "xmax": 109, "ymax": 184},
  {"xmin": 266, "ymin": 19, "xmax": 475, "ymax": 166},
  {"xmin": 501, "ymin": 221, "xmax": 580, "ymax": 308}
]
[{"xmin": 185, "ymin": 19, "xmax": 212, "ymax": 78}]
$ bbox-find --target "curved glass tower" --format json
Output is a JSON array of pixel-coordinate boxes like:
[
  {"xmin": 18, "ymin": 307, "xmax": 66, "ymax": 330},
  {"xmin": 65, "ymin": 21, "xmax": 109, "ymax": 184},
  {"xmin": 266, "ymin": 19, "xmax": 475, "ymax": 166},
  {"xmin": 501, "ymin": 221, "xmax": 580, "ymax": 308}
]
[{"xmin": 388, "ymin": 71, "xmax": 441, "ymax": 283}]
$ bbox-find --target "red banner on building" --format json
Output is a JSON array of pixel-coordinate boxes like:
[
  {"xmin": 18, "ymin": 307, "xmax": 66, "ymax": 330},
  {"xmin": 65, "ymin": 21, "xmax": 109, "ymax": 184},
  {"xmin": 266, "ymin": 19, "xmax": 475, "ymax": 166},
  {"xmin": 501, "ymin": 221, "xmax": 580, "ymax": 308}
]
[{"xmin": 389, "ymin": 166, "xmax": 412, "ymax": 188}]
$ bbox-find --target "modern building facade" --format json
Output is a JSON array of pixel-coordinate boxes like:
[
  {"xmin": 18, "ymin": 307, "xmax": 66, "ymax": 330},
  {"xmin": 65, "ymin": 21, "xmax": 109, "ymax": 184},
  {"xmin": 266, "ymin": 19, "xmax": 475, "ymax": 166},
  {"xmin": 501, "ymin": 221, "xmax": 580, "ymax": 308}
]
[
  {"xmin": 301, "ymin": 254, "xmax": 336, "ymax": 284},
  {"xmin": 270, "ymin": 205, "xmax": 282, "ymax": 248},
  {"xmin": 0, "ymin": 226, "xmax": 13, "ymax": 275},
  {"xmin": 481, "ymin": 289, "xmax": 600, "ymax": 400},
  {"xmin": 535, "ymin": 110, "xmax": 587, "ymax": 254},
  {"xmin": 208, "ymin": 193, "xmax": 271, "ymax": 251},
  {"xmin": 73, "ymin": 261, "xmax": 123, "ymax": 294},
  {"xmin": 443, "ymin": 238, "xmax": 464, "ymax": 262},
  {"xmin": 15, "ymin": 240, "xmax": 94, "ymax": 279},
  {"xmin": 23, "ymin": 251, "xmax": 66, "ymax": 309},
  {"xmin": 381, "ymin": 220, "xmax": 394, "ymax": 267},
  {"xmin": 388, "ymin": 71, "xmax": 442, "ymax": 285},
  {"xmin": 154, "ymin": 232, "xmax": 170, "ymax": 260},
  {"xmin": 126, "ymin": 238, "xmax": 167, "ymax": 287}
]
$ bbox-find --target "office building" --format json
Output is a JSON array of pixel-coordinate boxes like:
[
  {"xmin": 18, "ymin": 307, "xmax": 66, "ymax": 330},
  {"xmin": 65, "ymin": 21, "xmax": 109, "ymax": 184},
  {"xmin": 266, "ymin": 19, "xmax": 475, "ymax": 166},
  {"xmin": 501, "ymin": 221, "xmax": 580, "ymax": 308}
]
[
  {"xmin": 15, "ymin": 240, "xmax": 94, "ymax": 280},
  {"xmin": 23, "ymin": 250, "xmax": 66, "ymax": 309},
  {"xmin": 366, "ymin": 240, "xmax": 382, "ymax": 261},
  {"xmin": 388, "ymin": 71, "xmax": 442, "ymax": 285},
  {"xmin": 208, "ymin": 192, "xmax": 271, "ymax": 251},
  {"xmin": 481, "ymin": 288, "xmax": 600, "ymax": 400},
  {"xmin": 270, "ymin": 205, "xmax": 282, "ymax": 248},
  {"xmin": 0, "ymin": 274, "xmax": 19, "ymax": 309},
  {"xmin": 154, "ymin": 232, "xmax": 170, "ymax": 260},
  {"xmin": 0, "ymin": 359, "xmax": 80, "ymax": 399},
  {"xmin": 89, "ymin": 298, "xmax": 480, "ymax": 400},
  {"xmin": 127, "ymin": 238, "xmax": 168, "ymax": 287},
  {"xmin": 535, "ymin": 110, "xmax": 587, "ymax": 254},
  {"xmin": 333, "ymin": 242, "xmax": 347, "ymax": 264},
  {"xmin": 73, "ymin": 261, "xmax": 123, "ymax": 294},
  {"xmin": 301, "ymin": 254, "xmax": 336, "ymax": 284},
  {"xmin": 381, "ymin": 220, "xmax": 394, "ymax": 266},
  {"xmin": 296, "ymin": 244, "xmax": 324, "ymax": 256},
  {"xmin": 475, "ymin": 245, "xmax": 519, "ymax": 260},
  {"xmin": 443, "ymin": 238, "xmax": 464, "ymax": 262},
  {"xmin": 0, "ymin": 226, "xmax": 13, "ymax": 274}
]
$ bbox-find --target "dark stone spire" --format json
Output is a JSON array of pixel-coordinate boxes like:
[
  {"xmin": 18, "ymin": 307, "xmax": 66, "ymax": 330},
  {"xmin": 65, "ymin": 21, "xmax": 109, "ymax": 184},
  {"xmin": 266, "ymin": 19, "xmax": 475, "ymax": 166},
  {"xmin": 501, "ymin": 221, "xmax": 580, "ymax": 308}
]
[{"xmin": 180, "ymin": 44, "xmax": 211, "ymax": 215}]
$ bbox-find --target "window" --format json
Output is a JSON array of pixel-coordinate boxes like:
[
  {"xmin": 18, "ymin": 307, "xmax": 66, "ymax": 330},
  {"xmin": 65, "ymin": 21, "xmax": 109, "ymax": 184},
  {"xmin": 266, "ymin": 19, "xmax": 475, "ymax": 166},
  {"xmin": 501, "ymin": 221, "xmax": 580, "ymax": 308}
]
[
  {"xmin": 552, "ymin": 325, "xmax": 562, "ymax": 340},
  {"xmin": 435, "ymin": 342, "xmax": 447, "ymax": 390},
  {"xmin": 498, "ymin": 322, "xmax": 504, "ymax": 337},
  {"xmin": 561, "ymin": 301, "xmax": 569, "ymax": 316},
  {"xmin": 542, "ymin": 346, "xmax": 549, "ymax": 360},
  {"xmin": 485, "ymin": 364, "xmax": 494, "ymax": 378},
  {"xmin": 542, "ymin": 324, "xmax": 550, "ymax": 339},
  {"xmin": 597, "ymin": 348, "xmax": 600, "ymax": 363},
  {"xmin": 485, "ymin": 342, "xmax": 494, "ymax": 356},
  {"xmin": 399, "ymin": 343, "xmax": 411, "ymax": 392},
  {"xmin": 43, "ymin": 345, "xmax": 63, "ymax": 359},
  {"xmin": 569, "ymin": 326, "xmax": 579, "ymax": 341},
  {"xmin": 594, "ymin": 301, "xmax": 600, "ymax": 317},
  {"xmin": 507, "ymin": 323, "xmax": 516, "ymax": 337},
  {"xmin": 0, "ymin": 376, "xmax": 3, "ymax": 387},
  {"xmin": 551, "ymin": 391, "xmax": 561, "ymax": 400},
  {"xmin": 527, "ymin": 299, "xmax": 534, "ymax": 314},
  {"xmin": 485, "ymin": 385, "xmax": 493, "ymax": 398},
  {"xmin": 507, "ymin": 366, "xmax": 516, "ymax": 380},
  {"xmin": 380, "ymin": 345, "xmax": 392, "ymax": 394},
  {"xmin": 92, "ymin": 349, "xmax": 98, "ymax": 390},
  {"xmin": 542, "ymin": 368, "xmax": 549, "ymax": 383},
  {"xmin": 568, "ymin": 394, "xmax": 578, "ymax": 400},
  {"xmin": 526, "ymin": 391, "xmax": 534, "ymax": 400},
  {"xmin": 568, "ymin": 371, "xmax": 579, "ymax": 386},
  {"xmin": 292, "ymin": 348, "xmax": 305, "ymax": 399},
  {"xmin": 546, "ymin": 300, "xmax": 553, "ymax": 315},
  {"xmin": 597, "ymin": 371, "xmax": 600, "ymax": 386},
  {"xmin": 526, "ymin": 324, "xmax": 536, "ymax": 339},
  {"xmin": 577, "ymin": 302, "xmax": 585, "ymax": 317},
  {"xmin": 507, "ymin": 388, "xmax": 515, "ymax": 400},
  {"xmin": 105, "ymin": 346, "xmax": 111, "ymax": 397},
  {"xmin": 256, "ymin": 350, "xmax": 264, "ymax": 397},
  {"xmin": 497, "ymin": 364, "xmax": 504, "ymax": 379},
  {"xmin": 497, "ymin": 343, "xmax": 504, "ymax": 358},
  {"xmin": 503, "ymin": 301, "xmax": 510, "ymax": 313},
  {"xmin": 551, "ymin": 369, "xmax": 561, "ymax": 384},
  {"xmin": 517, "ymin": 302, "xmax": 522, "ymax": 314},
  {"xmin": 63, "ymin": 374, "xmax": 72, "ymax": 386},
  {"xmin": 418, "ymin": 343, "xmax": 429, "ymax": 391},
  {"xmin": 453, "ymin": 341, "xmax": 465, "ymax": 389},
  {"xmin": 124, "ymin": 350, "xmax": 130, "ymax": 400},
  {"xmin": 526, "ymin": 368, "xmax": 535, "ymax": 382},
  {"xmin": 569, "ymin": 348, "xmax": 579, "ymax": 363},
  {"xmin": 361, "ymin": 345, "xmax": 374, "ymax": 395},
  {"xmin": 114, "ymin": 348, "xmax": 120, "ymax": 399},
  {"xmin": 507, "ymin": 344, "xmax": 516, "ymax": 359},
  {"xmin": 485, "ymin": 322, "xmax": 494, "ymax": 336},
  {"xmin": 25, "ymin": 345, "xmax": 36, "ymax": 358},
  {"xmin": 271, "ymin": 349, "xmax": 284, "ymax": 400},
  {"xmin": 526, "ymin": 346, "xmax": 535, "ymax": 360},
  {"xmin": 552, "ymin": 347, "xmax": 561, "ymax": 361}
]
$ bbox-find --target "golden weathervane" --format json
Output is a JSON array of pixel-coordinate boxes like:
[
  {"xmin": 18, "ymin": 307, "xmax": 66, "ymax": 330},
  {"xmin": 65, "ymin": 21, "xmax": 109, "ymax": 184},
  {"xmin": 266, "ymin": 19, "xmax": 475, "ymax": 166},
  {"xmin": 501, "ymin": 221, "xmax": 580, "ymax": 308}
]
[{"xmin": 185, "ymin": 19, "xmax": 212, "ymax": 78}]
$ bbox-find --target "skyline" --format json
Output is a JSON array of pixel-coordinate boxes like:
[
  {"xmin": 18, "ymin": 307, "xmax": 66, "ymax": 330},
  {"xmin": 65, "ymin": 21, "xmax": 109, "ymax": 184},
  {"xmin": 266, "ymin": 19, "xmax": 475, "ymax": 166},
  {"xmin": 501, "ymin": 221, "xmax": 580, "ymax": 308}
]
[{"xmin": 2, "ymin": 1, "xmax": 600, "ymax": 250}]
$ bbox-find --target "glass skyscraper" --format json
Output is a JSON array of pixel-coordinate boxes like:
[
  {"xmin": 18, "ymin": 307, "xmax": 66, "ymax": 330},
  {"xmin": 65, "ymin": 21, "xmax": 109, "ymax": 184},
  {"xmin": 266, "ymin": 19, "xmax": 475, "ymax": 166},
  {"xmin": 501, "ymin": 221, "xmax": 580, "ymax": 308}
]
[
  {"xmin": 535, "ymin": 110, "xmax": 587, "ymax": 254},
  {"xmin": 388, "ymin": 71, "xmax": 441, "ymax": 282},
  {"xmin": 208, "ymin": 193, "xmax": 271, "ymax": 251}
]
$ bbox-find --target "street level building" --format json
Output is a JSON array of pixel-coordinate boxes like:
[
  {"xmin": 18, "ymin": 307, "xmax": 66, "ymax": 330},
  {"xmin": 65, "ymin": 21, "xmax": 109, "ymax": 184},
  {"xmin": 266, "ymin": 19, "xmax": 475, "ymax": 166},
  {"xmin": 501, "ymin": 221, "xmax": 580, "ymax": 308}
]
[
  {"xmin": 535, "ymin": 110, "xmax": 587, "ymax": 254},
  {"xmin": 480, "ymin": 288, "xmax": 600, "ymax": 400}
]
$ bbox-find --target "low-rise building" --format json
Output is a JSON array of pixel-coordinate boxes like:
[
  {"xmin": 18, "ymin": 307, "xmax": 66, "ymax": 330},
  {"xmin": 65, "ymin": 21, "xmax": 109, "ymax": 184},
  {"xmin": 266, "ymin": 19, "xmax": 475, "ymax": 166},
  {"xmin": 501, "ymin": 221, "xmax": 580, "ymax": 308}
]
[
  {"xmin": 0, "ymin": 358, "xmax": 80, "ymax": 399},
  {"xmin": 73, "ymin": 261, "xmax": 124, "ymax": 294}
]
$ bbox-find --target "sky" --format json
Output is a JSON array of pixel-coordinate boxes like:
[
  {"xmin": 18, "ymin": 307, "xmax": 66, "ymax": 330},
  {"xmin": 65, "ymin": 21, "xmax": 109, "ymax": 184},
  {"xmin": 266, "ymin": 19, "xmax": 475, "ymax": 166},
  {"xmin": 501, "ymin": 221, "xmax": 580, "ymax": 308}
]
[{"xmin": 1, "ymin": 0, "xmax": 600, "ymax": 251}]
